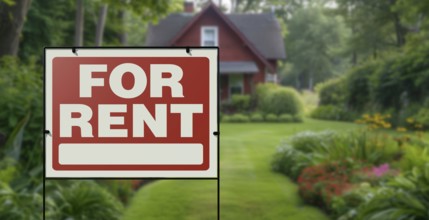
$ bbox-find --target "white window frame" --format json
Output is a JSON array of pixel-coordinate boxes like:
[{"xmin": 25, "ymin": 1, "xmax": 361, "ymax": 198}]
[
  {"xmin": 201, "ymin": 26, "xmax": 218, "ymax": 46},
  {"xmin": 265, "ymin": 67, "xmax": 277, "ymax": 83},
  {"xmin": 265, "ymin": 72, "xmax": 277, "ymax": 83}
]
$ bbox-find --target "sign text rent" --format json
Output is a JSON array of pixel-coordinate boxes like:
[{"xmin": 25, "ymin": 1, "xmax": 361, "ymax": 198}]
[{"xmin": 60, "ymin": 63, "xmax": 203, "ymax": 139}]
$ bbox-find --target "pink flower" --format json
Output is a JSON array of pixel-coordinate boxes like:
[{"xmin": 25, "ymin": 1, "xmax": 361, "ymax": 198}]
[{"xmin": 372, "ymin": 163, "xmax": 390, "ymax": 177}]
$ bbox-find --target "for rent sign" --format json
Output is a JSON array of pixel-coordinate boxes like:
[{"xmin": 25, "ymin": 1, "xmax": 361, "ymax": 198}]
[{"xmin": 45, "ymin": 48, "xmax": 218, "ymax": 178}]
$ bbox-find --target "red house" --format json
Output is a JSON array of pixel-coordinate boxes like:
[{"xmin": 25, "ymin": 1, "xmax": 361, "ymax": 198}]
[{"xmin": 145, "ymin": 2, "xmax": 286, "ymax": 100}]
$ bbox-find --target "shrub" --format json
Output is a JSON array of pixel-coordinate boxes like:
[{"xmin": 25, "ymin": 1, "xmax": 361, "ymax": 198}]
[
  {"xmin": 266, "ymin": 87, "xmax": 304, "ymax": 115},
  {"xmin": 255, "ymin": 84, "xmax": 304, "ymax": 116},
  {"xmin": 97, "ymin": 180, "xmax": 134, "ymax": 205},
  {"xmin": 310, "ymin": 105, "xmax": 355, "ymax": 121},
  {"xmin": 293, "ymin": 114, "xmax": 304, "ymax": 122},
  {"xmin": 230, "ymin": 94, "xmax": 251, "ymax": 112},
  {"xmin": 346, "ymin": 62, "xmax": 376, "ymax": 111},
  {"xmin": 271, "ymin": 144, "xmax": 310, "ymax": 180},
  {"xmin": 0, "ymin": 181, "xmax": 42, "ymax": 219},
  {"xmin": 220, "ymin": 101, "xmax": 234, "ymax": 113},
  {"xmin": 250, "ymin": 113, "xmax": 264, "ymax": 122},
  {"xmin": 414, "ymin": 108, "xmax": 429, "ymax": 129},
  {"xmin": 0, "ymin": 158, "xmax": 17, "ymax": 185},
  {"xmin": 221, "ymin": 115, "xmax": 231, "ymax": 122},
  {"xmin": 0, "ymin": 57, "xmax": 43, "ymax": 170},
  {"xmin": 222, "ymin": 113, "xmax": 249, "ymax": 123},
  {"xmin": 265, "ymin": 114, "xmax": 278, "ymax": 122},
  {"xmin": 316, "ymin": 77, "xmax": 347, "ymax": 106},
  {"xmin": 274, "ymin": 131, "xmax": 400, "ymax": 177},
  {"xmin": 289, "ymin": 131, "xmax": 336, "ymax": 153},
  {"xmin": 354, "ymin": 164, "xmax": 429, "ymax": 220},
  {"xmin": 278, "ymin": 114, "xmax": 293, "ymax": 123},
  {"xmin": 330, "ymin": 183, "xmax": 375, "ymax": 219},
  {"xmin": 254, "ymin": 83, "xmax": 278, "ymax": 106},
  {"xmin": 399, "ymin": 145, "xmax": 429, "ymax": 172},
  {"xmin": 298, "ymin": 160, "xmax": 355, "ymax": 208},
  {"xmin": 46, "ymin": 181, "xmax": 124, "ymax": 220}
]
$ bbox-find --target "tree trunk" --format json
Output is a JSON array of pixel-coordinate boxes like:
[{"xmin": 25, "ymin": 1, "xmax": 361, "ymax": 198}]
[
  {"xmin": 0, "ymin": 0, "xmax": 32, "ymax": 57},
  {"xmin": 95, "ymin": 4, "xmax": 108, "ymax": 46},
  {"xmin": 308, "ymin": 72, "xmax": 313, "ymax": 91},
  {"xmin": 389, "ymin": 0, "xmax": 406, "ymax": 47},
  {"xmin": 351, "ymin": 24, "xmax": 357, "ymax": 65},
  {"xmin": 393, "ymin": 13, "xmax": 406, "ymax": 47},
  {"xmin": 118, "ymin": 10, "xmax": 128, "ymax": 46},
  {"xmin": 74, "ymin": 0, "xmax": 84, "ymax": 46}
]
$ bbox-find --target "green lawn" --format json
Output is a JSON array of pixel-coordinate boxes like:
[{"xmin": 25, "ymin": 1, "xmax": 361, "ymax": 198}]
[{"xmin": 123, "ymin": 119, "xmax": 360, "ymax": 220}]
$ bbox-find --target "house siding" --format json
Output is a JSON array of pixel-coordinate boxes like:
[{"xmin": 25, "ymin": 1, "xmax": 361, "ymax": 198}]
[{"xmin": 172, "ymin": 9, "xmax": 274, "ymax": 99}]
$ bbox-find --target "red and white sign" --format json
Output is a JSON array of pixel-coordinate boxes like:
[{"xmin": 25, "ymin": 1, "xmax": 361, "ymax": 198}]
[{"xmin": 45, "ymin": 48, "xmax": 218, "ymax": 178}]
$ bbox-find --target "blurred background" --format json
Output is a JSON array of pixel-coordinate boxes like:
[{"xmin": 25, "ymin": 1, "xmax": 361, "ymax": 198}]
[{"xmin": 1, "ymin": 0, "xmax": 429, "ymax": 219}]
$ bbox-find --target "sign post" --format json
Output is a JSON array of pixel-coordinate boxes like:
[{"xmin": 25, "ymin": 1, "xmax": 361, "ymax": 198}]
[{"xmin": 44, "ymin": 48, "xmax": 218, "ymax": 178}]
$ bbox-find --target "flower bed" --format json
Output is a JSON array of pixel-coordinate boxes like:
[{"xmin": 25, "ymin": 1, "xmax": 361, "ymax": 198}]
[{"xmin": 272, "ymin": 114, "xmax": 429, "ymax": 219}]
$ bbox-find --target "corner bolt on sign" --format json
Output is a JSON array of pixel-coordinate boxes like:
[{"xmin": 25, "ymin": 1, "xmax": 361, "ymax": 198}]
[{"xmin": 45, "ymin": 48, "xmax": 218, "ymax": 178}]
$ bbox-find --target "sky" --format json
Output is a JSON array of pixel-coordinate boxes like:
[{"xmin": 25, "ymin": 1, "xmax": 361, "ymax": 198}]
[{"xmin": 213, "ymin": 0, "xmax": 233, "ymax": 12}]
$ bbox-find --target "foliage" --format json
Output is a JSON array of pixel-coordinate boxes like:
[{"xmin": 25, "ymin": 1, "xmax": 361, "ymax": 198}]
[
  {"xmin": 272, "ymin": 143, "xmax": 312, "ymax": 180},
  {"xmin": 282, "ymin": 5, "xmax": 348, "ymax": 90},
  {"xmin": 293, "ymin": 114, "xmax": 304, "ymax": 123},
  {"xmin": 354, "ymin": 113, "xmax": 392, "ymax": 130},
  {"xmin": 414, "ymin": 109, "xmax": 429, "ymax": 129},
  {"xmin": 314, "ymin": 44, "xmax": 429, "ymax": 127},
  {"xmin": 0, "ymin": 181, "xmax": 42, "ymax": 220},
  {"xmin": 316, "ymin": 77, "xmax": 347, "ymax": 106},
  {"xmin": 259, "ymin": 86, "xmax": 304, "ymax": 116},
  {"xmin": 265, "ymin": 114, "xmax": 278, "ymax": 122},
  {"xmin": 354, "ymin": 164, "xmax": 429, "ymax": 220},
  {"xmin": 278, "ymin": 114, "xmax": 294, "ymax": 123},
  {"xmin": 289, "ymin": 131, "xmax": 336, "ymax": 153},
  {"xmin": 273, "ymin": 129, "xmax": 402, "ymax": 184},
  {"xmin": 230, "ymin": 94, "xmax": 251, "ymax": 113},
  {"xmin": 399, "ymin": 145, "xmax": 429, "ymax": 172},
  {"xmin": 222, "ymin": 113, "xmax": 250, "ymax": 123},
  {"xmin": 330, "ymin": 183, "xmax": 375, "ymax": 220},
  {"xmin": 254, "ymin": 83, "xmax": 278, "ymax": 111},
  {"xmin": 19, "ymin": 0, "xmax": 74, "ymax": 59},
  {"xmin": 46, "ymin": 181, "xmax": 124, "ymax": 220},
  {"xmin": 97, "ymin": 180, "xmax": 135, "ymax": 205},
  {"xmin": 345, "ymin": 61, "xmax": 375, "ymax": 111},
  {"xmin": 0, "ymin": 57, "xmax": 43, "ymax": 170},
  {"xmin": 300, "ymin": 90, "xmax": 319, "ymax": 115},
  {"xmin": 298, "ymin": 160, "xmax": 356, "ymax": 208},
  {"xmin": 310, "ymin": 105, "xmax": 355, "ymax": 121},
  {"xmin": 249, "ymin": 112, "xmax": 264, "ymax": 122}
]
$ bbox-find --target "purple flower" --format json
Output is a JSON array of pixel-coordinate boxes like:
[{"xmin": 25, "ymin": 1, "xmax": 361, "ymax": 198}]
[{"xmin": 372, "ymin": 163, "xmax": 390, "ymax": 177}]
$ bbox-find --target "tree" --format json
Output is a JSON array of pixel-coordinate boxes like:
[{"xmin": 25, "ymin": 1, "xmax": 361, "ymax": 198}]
[
  {"xmin": 334, "ymin": 0, "xmax": 419, "ymax": 63},
  {"xmin": 282, "ymin": 6, "xmax": 347, "ymax": 90},
  {"xmin": 0, "ymin": 0, "xmax": 32, "ymax": 57},
  {"xmin": 19, "ymin": 0, "xmax": 74, "ymax": 59},
  {"xmin": 74, "ymin": 0, "xmax": 84, "ymax": 46},
  {"xmin": 95, "ymin": 4, "xmax": 108, "ymax": 46}
]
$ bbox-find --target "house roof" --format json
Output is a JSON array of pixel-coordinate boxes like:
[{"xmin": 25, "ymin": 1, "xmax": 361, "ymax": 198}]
[
  {"xmin": 220, "ymin": 61, "xmax": 259, "ymax": 74},
  {"xmin": 145, "ymin": 10, "xmax": 286, "ymax": 60}
]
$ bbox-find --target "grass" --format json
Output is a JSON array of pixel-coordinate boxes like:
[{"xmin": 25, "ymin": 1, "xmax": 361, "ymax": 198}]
[
  {"xmin": 122, "ymin": 180, "xmax": 217, "ymax": 220},
  {"xmin": 123, "ymin": 119, "xmax": 360, "ymax": 220}
]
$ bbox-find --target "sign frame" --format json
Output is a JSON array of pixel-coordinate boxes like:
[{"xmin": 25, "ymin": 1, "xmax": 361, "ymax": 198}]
[{"xmin": 44, "ymin": 47, "xmax": 219, "ymax": 179}]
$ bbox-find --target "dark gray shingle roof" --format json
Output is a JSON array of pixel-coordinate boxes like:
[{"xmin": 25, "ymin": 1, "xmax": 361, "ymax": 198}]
[{"xmin": 145, "ymin": 13, "xmax": 286, "ymax": 60}]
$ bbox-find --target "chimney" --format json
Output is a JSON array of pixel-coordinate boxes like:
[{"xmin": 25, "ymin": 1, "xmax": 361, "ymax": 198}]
[{"xmin": 184, "ymin": 1, "xmax": 194, "ymax": 13}]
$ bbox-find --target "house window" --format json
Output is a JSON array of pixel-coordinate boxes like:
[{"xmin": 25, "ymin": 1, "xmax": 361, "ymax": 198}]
[
  {"xmin": 229, "ymin": 75, "xmax": 243, "ymax": 95},
  {"xmin": 201, "ymin": 26, "xmax": 218, "ymax": 46},
  {"xmin": 265, "ymin": 72, "xmax": 277, "ymax": 83}
]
